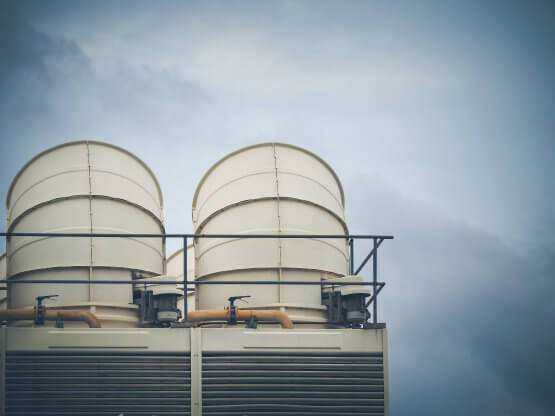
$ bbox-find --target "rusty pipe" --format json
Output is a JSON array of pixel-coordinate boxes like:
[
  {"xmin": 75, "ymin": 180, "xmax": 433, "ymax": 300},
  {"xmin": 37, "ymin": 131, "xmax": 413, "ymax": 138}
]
[
  {"xmin": 0, "ymin": 307, "xmax": 101, "ymax": 328},
  {"xmin": 236, "ymin": 309, "xmax": 294, "ymax": 329},
  {"xmin": 46, "ymin": 309, "xmax": 102, "ymax": 328},
  {"xmin": 187, "ymin": 307, "xmax": 294, "ymax": 329}
]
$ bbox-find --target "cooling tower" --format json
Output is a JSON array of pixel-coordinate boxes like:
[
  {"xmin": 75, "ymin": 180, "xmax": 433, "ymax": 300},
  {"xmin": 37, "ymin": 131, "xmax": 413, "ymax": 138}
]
[
  {"xmin": 5, "ymin": 140, "xmax": 164, "ymax": 327},
  {"xmin": 192, "ymin": 142, "xmax": 349, "ymax": 322},
  {"xmin": 166, "ymin": 245, "xmax": 196, "ymax": 314}
]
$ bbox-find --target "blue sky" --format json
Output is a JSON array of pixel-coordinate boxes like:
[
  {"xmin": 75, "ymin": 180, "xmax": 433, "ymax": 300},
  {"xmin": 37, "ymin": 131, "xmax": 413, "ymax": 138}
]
[{"xmin": 1, "ymin": 1, "xmax": 554, "ymax": 414}]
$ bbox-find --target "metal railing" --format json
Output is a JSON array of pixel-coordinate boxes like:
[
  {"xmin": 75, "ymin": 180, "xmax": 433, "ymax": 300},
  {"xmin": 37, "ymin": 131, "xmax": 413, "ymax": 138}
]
[{"xmin": 0, "ymin": 232, "xmax": 393, "ymax": 324}]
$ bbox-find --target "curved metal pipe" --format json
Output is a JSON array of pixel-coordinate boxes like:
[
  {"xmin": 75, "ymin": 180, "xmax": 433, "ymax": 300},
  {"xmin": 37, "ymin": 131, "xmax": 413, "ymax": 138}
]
[
  {"xmin": 236, "ymin": 309, "xmax": 294, "ymax": 329},
  {"xmin": 0, "ymin": 307, "xmax": 101, "ymax": 328},
  {"xmin": 46, "ymin": 309, "xmax": 102, "ymax": 328},
  {"xmin": 187, "ymin": 308, "xmax": 294, "ymax": 329}
]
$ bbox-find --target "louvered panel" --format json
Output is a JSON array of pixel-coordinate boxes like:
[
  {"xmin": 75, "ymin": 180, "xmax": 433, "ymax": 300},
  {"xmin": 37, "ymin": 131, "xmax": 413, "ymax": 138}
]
[
  {"xmin": 202, "ymin": 352, "xmax": 385, "ymax": 415},
  {"xmin": 5, "ymin": 352, "xmax": 191, "ymax": 416}
]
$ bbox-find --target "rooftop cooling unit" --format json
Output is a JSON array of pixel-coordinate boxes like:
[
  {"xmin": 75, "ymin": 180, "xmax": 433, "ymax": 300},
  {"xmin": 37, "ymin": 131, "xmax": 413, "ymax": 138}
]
[{"xmin": 0, "ymin": 140, "xmax": 390, "ymax": 416}]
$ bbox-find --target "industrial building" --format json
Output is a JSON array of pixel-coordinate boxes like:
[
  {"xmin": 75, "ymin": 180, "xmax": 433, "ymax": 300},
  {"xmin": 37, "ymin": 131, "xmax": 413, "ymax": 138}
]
[{"xmin": 0, "ymin": 141, "xmax": 392, "ymax": 415}]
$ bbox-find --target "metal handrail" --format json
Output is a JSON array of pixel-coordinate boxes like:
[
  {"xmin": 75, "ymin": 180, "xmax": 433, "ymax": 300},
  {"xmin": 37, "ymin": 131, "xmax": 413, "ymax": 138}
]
[
  {"xmin": 0, "ymin": 232, "xmax": 393, "ymax": 324},
  {"xmin": 1, "ymin": 232, "xmax": 393, "ymax": 239},
  {"xmin": 0, "ymin": 280, "xmax": 385, "ymax": 286}
]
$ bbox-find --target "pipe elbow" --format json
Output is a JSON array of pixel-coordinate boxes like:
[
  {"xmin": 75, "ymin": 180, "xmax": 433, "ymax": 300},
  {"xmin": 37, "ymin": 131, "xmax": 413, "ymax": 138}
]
[
  {"xmin": 187, "ymin": 308, "xmax": 294, "ymax": 329},
  {"xmin": 47, "ymin": 309, "xmax": 101, "ymax": 328},
  {"xmin": 0, "ymin": 307, "xmax": 101, "ymax": 328},
  {"xmin": 237, "ymin": 309, "xmax": 294, "ymax": 329}
]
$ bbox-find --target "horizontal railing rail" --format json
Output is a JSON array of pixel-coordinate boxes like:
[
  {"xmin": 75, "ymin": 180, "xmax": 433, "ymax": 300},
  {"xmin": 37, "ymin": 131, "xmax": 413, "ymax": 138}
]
[
  {"xmin": 0, "ymin": 232, "xmax": 393, "ymax": 324},
  {"xmin": 1, "ymin": 232, "xmax": 393, "ymax": 239},
  {"xmin": 0, "ymin": 280, "xmax": 385, "ymax": 286}
]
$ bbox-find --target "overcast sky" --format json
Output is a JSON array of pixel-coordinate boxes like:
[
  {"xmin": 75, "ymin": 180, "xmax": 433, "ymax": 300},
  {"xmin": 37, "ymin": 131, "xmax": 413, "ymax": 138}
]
[{"xmin": 1, "ymin": 1, "xmax": 554, "ymax": 414}]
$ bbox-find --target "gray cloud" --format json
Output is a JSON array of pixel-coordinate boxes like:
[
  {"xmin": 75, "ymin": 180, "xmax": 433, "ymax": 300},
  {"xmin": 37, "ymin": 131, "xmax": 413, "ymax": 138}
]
[
  {"xmin": 346, "ymin": 175, "xmax": 555, "ymax": 415},
  {"xmin": 0, "ymin": 4, "xmax": 92, "ymax": 169},
  {"xmin": 0, "ymin": 4, "xmax": 219, "ymax": 246}
]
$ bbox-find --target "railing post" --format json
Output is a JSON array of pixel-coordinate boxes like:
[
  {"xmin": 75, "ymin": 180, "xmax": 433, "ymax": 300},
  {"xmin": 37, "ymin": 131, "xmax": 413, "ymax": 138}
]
[
  {"xmin": 373, "ymin": 238, "xmax": 378, "ymax": 324},
  {"xmin": 349, "ymin": 238, "xmax": 354, "ymax": 275},
  {"xmin": 183, "ymin": 236, "xmax": 188, "ymax": 322}
]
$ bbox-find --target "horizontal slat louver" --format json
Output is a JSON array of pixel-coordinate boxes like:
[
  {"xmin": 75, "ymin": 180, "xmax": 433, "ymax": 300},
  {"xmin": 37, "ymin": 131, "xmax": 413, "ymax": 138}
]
[
  {"xmin": 202, "ymin": 352, "xmax": 385, "ymax": 416},
  {"xmin": 5, "ymin": 352, "xmax": 191, "ymax": 416}
]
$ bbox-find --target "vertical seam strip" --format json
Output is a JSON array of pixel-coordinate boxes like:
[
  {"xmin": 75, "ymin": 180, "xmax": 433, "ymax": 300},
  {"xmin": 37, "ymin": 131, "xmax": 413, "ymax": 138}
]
[
  {"xmin": 273, "ymin": 144, "xmax": 283, "ymax": 303},
  {"xmin": 86, "ymin": 142, "xmax": 94, "ymax": 302},
  {"xmin": 190, "ymin": 328, "xmax": 202, "ymax": 416}
]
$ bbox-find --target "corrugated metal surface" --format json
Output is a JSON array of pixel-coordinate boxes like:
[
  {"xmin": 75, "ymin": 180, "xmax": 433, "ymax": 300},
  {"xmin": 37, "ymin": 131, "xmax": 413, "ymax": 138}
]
[
  {"xmin": 5, "ymin": 351, "xmax": 190, "ymax": 415},
  {"xmin": 202, "ymin": 351, "xmax": 385, "ymax": 415}
]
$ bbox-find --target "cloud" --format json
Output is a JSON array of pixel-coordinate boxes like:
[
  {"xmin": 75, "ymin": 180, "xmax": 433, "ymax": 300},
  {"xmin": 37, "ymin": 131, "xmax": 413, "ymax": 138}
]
[
  {"xmin": 0, "ymin": 4, "xmax": 90, "ymax": 108},
  {"xmin": 345, "ymin": 174, "xmax": 555, "ymax": 415},
  {"xmin": 0, "ymin": 5, "xmax": 218, "ymax": 245}
]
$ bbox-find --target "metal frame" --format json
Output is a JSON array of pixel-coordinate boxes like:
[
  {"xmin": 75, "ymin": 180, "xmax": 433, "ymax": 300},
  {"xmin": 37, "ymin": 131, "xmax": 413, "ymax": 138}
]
[
  {"xmin": 0, "ymin": 325, "xmax": 5, "ymax": 416},
  {"xmin": 0, "ymin": 232, "xmax": 393, "ymax": 324},
  {"xmin": 190, "ymin": 327, "xmax": 202, "ymax": 415}
]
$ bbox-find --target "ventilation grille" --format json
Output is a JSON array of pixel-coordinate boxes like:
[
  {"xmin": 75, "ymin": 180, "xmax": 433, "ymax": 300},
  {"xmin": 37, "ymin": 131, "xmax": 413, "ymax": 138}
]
[
  {"xmin": 202, "ymin": 352, "xmax": 385, "ymax": 415},
  {"xmin": 5, "ymin": 351, "xmax": 191, "ymax": 416}
]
